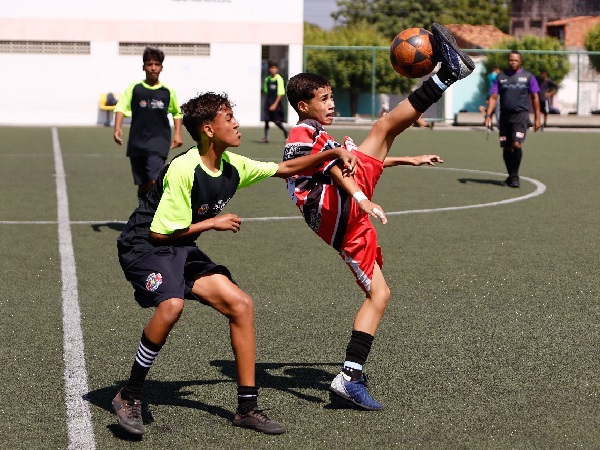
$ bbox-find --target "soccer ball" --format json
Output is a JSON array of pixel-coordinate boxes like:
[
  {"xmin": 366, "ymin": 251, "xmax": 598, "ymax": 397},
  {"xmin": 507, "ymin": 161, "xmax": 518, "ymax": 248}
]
[{"xmin": 389, "ymin": 28, "xmax": 438, "ymax": 78}]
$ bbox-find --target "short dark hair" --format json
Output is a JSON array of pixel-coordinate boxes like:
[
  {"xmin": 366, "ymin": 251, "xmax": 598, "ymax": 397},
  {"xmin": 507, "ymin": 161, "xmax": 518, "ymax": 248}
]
[
  {"xmin": 287, "ymin": 72, "xmax": 331, "ymax": 114},
  {"xmin": 143, "ymin": 46, "xmax": 165, "ymax": 64},
  {"xmin": 180, "ymin": 92, "xmax": 234, "ymax": 142},
  {"xmin": 268, "ymin": 60, "xmax": 278, "ymax": 68}
]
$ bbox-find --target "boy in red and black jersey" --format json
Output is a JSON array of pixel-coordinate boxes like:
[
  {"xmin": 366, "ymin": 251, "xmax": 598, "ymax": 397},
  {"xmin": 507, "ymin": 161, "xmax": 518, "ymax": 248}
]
[{"xmin": 283, "ymin": 24, "xmax": 474, "ymax": 410}]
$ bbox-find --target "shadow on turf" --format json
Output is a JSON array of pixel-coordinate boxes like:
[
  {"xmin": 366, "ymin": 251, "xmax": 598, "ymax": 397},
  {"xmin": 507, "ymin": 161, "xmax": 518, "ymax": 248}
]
[
  {"xmin": 211, "ymin": 359, "xmax": 340, "ymax": 404},
  {"xmin": 91, "ymin": 222, "xmax": 126, "ymax": 233},
  {"xmin": 85, "ymin": 359, "xmax": 354, "ymax": 439},
  {"xmin": 457, "ymin": 177, "xmax": 506, "ymax": 186},
  {"xmin": 210, "ymin": 360, "xmax": 372, "ymax": 411},
  {"xmin": 85, "ymin": 379, "xmax": 235, "ymax": 441}
]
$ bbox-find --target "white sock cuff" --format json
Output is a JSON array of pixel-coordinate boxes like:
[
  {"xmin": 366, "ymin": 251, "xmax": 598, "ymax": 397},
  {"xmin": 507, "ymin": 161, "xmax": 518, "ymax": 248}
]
[
  {"xmin": 343, "ymin": 361, "xmax": 363, "ymax": 371},
  {"xmin": 431, "ymin": 74, "xmax": 448, "ymax": 90}
]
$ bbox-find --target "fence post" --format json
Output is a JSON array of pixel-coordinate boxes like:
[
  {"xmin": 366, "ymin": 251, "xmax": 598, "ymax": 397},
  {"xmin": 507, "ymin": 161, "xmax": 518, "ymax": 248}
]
[{"xmin": 371, "ymin": 48, "xmax": 377, "ymax": 119}]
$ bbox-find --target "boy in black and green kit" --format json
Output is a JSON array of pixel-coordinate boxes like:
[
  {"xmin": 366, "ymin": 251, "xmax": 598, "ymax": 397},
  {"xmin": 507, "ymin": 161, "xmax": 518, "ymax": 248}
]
[
  {"xmin": 112, "ymin": 92, "xmax": 357, "ymax": 436},
  {"xmin": 113, "ymin": 46, "xmax": 183, "ymax": 200}
]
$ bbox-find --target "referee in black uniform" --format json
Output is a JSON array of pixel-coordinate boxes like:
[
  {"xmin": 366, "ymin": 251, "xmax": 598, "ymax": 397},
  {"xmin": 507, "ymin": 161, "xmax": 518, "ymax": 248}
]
[{"xmin": 485, "ymin": 50, "xmax": 541, "ymax": 188}]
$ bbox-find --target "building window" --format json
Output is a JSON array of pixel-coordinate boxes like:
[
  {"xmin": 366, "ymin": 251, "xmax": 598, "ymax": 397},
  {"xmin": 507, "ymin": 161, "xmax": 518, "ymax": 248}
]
[
  {"xmin": 119, "ymin": 43, "xmax": 210, "ymax": 56},
  {"xmin": 0, "ymin": 41, "xmax": 90, "ymax": 54},
  {"xmin": 530, "ymin": 20, "xmax": 543, "ymax": 28},
  {"xmin": 547, "ymin": 26, "xmax": 565, "ymax": 42}
]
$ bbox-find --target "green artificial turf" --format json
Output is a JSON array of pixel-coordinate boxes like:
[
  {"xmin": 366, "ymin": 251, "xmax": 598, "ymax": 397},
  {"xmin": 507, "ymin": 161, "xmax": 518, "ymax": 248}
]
[{"xmin": 0, "ymin": 125, "xmax": 598, "ymax": 449}]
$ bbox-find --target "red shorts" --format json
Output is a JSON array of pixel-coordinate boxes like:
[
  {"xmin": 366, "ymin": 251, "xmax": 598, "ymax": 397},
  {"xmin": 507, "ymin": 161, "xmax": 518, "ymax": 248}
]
[{"xmin": 339, "ymin": 151, "xmax": 384, "ymax": 293}]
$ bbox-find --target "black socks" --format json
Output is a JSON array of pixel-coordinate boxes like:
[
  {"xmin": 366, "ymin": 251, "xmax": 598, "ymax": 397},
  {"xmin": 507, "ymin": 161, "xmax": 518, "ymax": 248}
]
[
  {"xmin": 342, "ymin": 330, "xmax": 374, "ymax": 381},
  {"xmin": 122, "ymin": 332, "xmax": 163, "ymax": 401},
  {"xmin": 408, "ymin": 65, "xmax": 459, "ymax": 113},
  {"xmin": 237, "ymin": 386, "xmax": 259, "ymax": 414},
  {"xmin": 503, "ymin": 146, "xmax": 523, "ymax": 176}
]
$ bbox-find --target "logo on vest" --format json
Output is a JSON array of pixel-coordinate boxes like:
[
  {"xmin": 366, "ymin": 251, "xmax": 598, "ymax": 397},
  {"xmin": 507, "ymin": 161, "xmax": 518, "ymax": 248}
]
[{"xmin": 151, "ymin": 99, "xmax": 165, "ymax": 109}]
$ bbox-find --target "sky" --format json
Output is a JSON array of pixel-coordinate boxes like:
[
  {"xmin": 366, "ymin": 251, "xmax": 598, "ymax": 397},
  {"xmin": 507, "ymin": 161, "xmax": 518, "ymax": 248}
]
[{"xmin": 304, "ymin": 0, "xmax": 338, "ymax": 30}]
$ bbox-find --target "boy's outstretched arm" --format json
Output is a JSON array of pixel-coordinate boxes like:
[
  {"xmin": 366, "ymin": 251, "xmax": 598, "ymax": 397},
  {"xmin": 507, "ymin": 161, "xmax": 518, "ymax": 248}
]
[
  {"xmin": 383, "ymin": 154, "xmax": 443, "ymax": 168},
  {"xmin": 149, "ymin": 214, "xmax": 242, "ymax": 244},
  {"xmin": 274, "ymin": 147, "xmax": 357, "ymax": 178},
  {"xmin": 329, "ymin": 166, "xmax": 387, "ymax": 224}
]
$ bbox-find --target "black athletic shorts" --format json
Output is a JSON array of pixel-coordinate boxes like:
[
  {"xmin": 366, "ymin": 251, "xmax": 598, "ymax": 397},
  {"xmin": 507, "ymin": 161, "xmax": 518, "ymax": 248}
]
[
  {"xmin": 499, "ymin": 110, "xmax": 529, "ymax": 147},
  {"xmin": 129, "ymin": 154, "xmax": 167, "ymax": 185},
  {"xmin": 541, "ymin": 99, "xmax": 551, "ymax": 115},
  {"xmin": 120, "ymin": 245, "xmax": 234, "ymax": 308}
]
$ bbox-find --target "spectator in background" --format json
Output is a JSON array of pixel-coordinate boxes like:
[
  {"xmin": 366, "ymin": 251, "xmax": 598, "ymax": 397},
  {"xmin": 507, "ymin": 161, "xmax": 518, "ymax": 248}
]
[
  {"xmin": 485, "ymin": 51, "xmax": 541, "ymax": 188},
  {"xmin": 113, "ymin": 46, "xmax": 183, "ymax": 201},
  {"xmin": 537, "ymin": 69, "xmax": 559, "ymax": 129},
  {"xmin": 260, "ymin": 61, "xmax": 288, "ymax": 143},
  {"xmin": 488, "ymin": 65, "xmax": 501, "ymax": 91},
  {"xmin": 479, "ymin": 65, "xmax": 501, "ymax": 126}
]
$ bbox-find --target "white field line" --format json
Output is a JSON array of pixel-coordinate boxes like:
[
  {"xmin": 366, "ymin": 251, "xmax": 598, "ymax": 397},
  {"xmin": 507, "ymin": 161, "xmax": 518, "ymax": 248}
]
[
  {"xmin": 53, "ymin": 127, "xmax": 96, "ymax": 450},
  {"xmin": 2, "ymin": 167, "xmax": 546, "ymax": 226}
]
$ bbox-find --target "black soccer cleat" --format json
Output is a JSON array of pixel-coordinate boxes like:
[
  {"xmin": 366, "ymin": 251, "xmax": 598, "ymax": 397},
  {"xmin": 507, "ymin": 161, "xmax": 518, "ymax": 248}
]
[{"xmin": 431, "ymin": 23, "xmax": 475, "ymax": 84}]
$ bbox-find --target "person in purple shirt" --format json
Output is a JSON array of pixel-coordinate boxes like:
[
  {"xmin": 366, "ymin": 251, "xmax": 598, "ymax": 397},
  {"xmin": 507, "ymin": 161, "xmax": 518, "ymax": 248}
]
[{"xmin": 484, "ymin": 50, "xmax": 541, "ymax": 188}]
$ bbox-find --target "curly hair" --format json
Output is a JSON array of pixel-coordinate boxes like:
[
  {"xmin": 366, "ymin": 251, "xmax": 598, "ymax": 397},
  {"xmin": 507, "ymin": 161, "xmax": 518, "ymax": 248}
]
[
  {"xmin": 286, "ymin": 73, "xmax": 330, "ymax": 114},
  {"xmin": 142, "ymin": 46, "xmax": 165, "ymax": 64},
  {"xmin": 180, "ymin": 92, "xmax": 234, "ymax": 142}
]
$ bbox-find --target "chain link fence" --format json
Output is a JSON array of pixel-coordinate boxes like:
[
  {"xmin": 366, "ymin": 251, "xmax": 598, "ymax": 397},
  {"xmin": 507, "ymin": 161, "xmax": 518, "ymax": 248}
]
[{"xmin": 303, "ymin": 46, "xmax": 600, "ymax": 121}]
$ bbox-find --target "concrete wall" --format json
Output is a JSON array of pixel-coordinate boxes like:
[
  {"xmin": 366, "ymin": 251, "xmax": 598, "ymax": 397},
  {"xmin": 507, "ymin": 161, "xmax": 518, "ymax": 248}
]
[
  {"xmin": 554, "ymin": 53, "xmax": 600, "ymax": 115},
  {"xmin": 0, "ymin": 0, "xmax": 303, "ymax": 126}
]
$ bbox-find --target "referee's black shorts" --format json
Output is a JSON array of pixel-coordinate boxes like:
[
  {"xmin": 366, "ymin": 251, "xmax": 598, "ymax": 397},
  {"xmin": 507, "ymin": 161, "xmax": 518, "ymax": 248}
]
[{"xmin": 499, "ymin": 110, "xmax": 530, "ymax": 147}]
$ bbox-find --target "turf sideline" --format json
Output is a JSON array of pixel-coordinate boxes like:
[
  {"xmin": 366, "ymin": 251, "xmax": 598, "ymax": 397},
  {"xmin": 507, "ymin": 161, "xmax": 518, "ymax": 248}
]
[{"xmin": 53, "ymin": 127, "xmax": 96, "ymax": 450}]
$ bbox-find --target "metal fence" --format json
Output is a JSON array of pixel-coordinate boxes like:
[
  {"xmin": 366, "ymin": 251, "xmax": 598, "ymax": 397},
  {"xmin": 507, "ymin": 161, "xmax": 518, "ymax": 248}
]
[{"xmin": 303, "ymin": 46, "xmax": 600, "ymax": 119}]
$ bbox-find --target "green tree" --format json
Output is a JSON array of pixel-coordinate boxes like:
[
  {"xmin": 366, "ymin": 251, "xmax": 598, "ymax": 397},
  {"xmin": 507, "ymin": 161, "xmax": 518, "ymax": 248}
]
[
  {"xmin": 584, "ymin": 23, "xmax": 600, "ymax": 73},
  {"xmin": 304, "ymin": 22, "xmax": 415, "ymax": 116},
  {"xmin": 332, "ymin": 0, "xmax": 510, "ymax": 38},
  {"xmin": 482, "ymin": 35, "xmax": 570, "ymax": 95}
]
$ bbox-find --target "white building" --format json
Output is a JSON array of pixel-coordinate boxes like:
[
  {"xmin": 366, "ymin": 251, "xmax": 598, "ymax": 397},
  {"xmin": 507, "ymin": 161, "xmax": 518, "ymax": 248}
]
[{"xmin": 0, "ymin": 0, "xmax": 304, "ymax": 126}]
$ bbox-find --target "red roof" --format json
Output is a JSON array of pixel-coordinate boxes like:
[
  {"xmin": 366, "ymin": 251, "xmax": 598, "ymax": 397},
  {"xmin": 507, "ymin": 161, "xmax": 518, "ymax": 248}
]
[
  {"xmin": 546, "ymin": 15, "xmax": 598, "ymax": 26},
  {"xmin": 444, "ymin": 24, "xmax": 511, "ymax": 49},
  {"xmin": 545, "ymin": 16, "xmax": 600, "ymax": 47}
]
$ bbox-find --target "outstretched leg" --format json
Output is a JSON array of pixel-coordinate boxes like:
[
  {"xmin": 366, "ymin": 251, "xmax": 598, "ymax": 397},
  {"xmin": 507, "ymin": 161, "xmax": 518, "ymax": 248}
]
[
  {"xmin": 358, "ymin": 23, "xmax": 475, "ymax": 162},
  {"xmin": 329, "ymin": 264, "xmax": 389, "ymax": 411},
  {"xmin": 113, "ymin": 297, "xmax": 184, "ymax": 435},
  {"xmin": 192, "ymin": 273, "xmax": 285, "ymax": 435}
]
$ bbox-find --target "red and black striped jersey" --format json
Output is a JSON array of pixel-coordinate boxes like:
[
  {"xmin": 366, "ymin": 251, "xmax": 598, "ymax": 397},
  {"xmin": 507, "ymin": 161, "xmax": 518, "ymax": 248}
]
[{"xmin": 283, "ymin": 119, "xmax": 350, "ymax": 251}]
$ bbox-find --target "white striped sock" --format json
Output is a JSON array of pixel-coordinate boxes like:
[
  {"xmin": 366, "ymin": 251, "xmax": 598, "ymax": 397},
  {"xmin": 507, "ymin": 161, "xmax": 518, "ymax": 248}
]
[{"xmin": 134, "ymin": 342, "xmax": 159, "ymax": 368}]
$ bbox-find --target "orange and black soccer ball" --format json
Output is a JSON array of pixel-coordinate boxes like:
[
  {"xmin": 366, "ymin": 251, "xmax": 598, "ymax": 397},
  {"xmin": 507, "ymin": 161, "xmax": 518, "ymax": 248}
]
[{"xmin": 390, "ymin": 28, "xmax": 438, "ymax": 78}]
